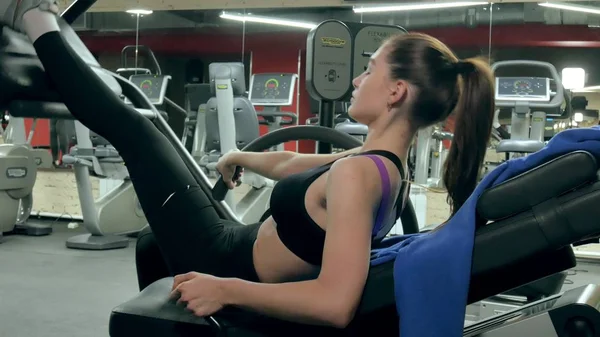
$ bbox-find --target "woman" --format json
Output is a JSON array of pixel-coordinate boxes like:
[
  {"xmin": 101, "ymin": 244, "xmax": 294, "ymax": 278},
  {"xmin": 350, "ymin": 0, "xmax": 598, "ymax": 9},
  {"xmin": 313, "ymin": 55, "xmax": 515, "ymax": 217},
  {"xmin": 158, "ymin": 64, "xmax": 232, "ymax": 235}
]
[{"xmin": 3, "ymin": 1, "xmax": 494, "ymax": 328}]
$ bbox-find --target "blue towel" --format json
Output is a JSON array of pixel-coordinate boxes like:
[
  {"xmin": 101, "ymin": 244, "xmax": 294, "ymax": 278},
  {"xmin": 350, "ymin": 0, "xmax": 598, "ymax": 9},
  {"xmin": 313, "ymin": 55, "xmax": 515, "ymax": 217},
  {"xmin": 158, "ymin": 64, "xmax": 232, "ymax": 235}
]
[{"xmin": 370, "ymin": 126, "xmax": 600, "ymax": 337}]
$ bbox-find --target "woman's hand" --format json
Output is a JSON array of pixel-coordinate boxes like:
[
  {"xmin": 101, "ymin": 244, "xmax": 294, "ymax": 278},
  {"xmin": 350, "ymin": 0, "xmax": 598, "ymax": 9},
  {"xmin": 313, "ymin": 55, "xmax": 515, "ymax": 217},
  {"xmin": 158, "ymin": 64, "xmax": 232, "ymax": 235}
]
[
  {"xmin": 170, "ymin": 272, "xmax": 227, "ymax": 317},
  {"xmin": 215, "ymin": 151, "xmax": 243, "ymax": 189}
]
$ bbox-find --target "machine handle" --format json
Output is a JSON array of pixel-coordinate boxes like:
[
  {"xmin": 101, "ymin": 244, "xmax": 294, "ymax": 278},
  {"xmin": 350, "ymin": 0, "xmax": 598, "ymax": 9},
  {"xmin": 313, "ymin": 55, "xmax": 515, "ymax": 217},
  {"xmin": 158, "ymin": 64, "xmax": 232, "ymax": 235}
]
[
  {"xmin": 305, "ymin": 117, "xmax": 319, "ymax": 125},
  {"xmin": 212, "ymin": 166, "xmax": 243, "ymax": 201},
  {"xmin": 257, "ymin": 112, "xmax": 298, "ymax": 126},
  {"xmin": 492, "ymin": 60, "xmax": 564, "ymax": 109},
  {"xmin": 121, "ymin": 45, "xmax": 162, "ymax": 75},
  {"xmin": 258, "ymin": 111, "xmax": 298, "ymax": 121},
  {"xmin": 258, "ymin": 111, "xmax": 296, "ymax": 118},
  {"xmin": 432, "ymin": 131, "xmax": 454, "ymax": 141},
  {"xmin": 61, "ymin": 0, "xmax": 96, "ymax": 24},
  {"xmin": 305, "ymin": 116, "xmax": 349, "ymax": 126},
  {"xmin": 280, "ymin": 119, "xmax": 295, "ymax": 126}
]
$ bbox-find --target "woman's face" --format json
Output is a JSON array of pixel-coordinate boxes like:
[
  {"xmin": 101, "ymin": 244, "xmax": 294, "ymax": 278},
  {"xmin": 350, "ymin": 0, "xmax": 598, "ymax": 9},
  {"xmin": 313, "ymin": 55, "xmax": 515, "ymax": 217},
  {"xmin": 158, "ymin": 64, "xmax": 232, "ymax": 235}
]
[{"xmin": 348, "ymin": 45, "xmax": 399, "ymax": 125}]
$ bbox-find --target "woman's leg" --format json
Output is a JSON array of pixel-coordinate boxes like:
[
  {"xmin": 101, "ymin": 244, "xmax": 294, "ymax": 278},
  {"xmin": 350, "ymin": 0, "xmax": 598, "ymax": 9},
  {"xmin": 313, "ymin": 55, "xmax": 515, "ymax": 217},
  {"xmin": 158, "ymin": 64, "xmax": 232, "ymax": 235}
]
[
  {"xmin": 11, "ymin": 5, "xmax": 235, "ymax": 276},
  {"xmin": 136, "ymin": 227, "xmax": 170, "ymax": 291},
  {"xmin": 49, "ymin": 119, "xmax": 60, "ymax": 164},
  {"xmin": 56, "ymin": 120, "xmax": 70, "ymax": 161},
  {"xmin": 136, "ymin": 223, "xmax": 263, "ymax": 288}
]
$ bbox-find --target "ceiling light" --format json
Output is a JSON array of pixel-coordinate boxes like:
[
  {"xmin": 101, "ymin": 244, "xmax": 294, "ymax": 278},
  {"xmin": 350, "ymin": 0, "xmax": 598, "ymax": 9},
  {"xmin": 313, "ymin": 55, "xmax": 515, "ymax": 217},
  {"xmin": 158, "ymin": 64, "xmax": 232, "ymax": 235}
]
[
  {"xmin": 561, "ymin": 68, "xmax": 586, "ymax": 90},
  {"xmin": 126, "ymin": 9, "xmax": 153, "ymax": 15},
  {"xmin": 353, "ymin": 1, "xmax": 489, "ymax": 14},
  {"xmin": 220, "ymin": 12, "xmax": 317, "ymax": 29},
  {"xmin": 539, "ymin": 2, "xmax": 600, "ymax": 15}
]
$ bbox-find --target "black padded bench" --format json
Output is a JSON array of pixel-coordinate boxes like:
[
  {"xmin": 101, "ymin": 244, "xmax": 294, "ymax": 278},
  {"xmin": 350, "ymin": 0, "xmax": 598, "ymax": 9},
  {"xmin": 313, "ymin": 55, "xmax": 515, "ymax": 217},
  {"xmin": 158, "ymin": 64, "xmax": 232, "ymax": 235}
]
[{"xmin": 109, "ymin": 150, "xmax": 600, "ymax": 337}]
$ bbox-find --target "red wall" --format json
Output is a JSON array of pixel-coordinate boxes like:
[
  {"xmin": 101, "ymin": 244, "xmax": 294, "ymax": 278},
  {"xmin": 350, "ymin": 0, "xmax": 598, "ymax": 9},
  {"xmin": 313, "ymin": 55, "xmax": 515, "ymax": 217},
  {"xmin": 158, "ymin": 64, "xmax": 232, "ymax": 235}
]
[
  {"xmin": 25, "ymin": 119, "xmax": 51, "ymax": 149},
  {"xmin": 78, "ymin": 24, "xmax": 600, "ymax": 55}
]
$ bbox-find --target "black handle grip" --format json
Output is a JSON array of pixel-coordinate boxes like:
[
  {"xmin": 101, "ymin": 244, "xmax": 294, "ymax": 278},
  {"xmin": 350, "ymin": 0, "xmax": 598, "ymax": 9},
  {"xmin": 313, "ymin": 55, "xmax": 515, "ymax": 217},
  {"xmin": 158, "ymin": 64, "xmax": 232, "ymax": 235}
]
[
  {"xmin": 496, "ymin": 126, "xmax": 511, "ymax": 140},
  {"xmin": 211, "ymin": 166, "xmax": 243, "ymax": 201}
]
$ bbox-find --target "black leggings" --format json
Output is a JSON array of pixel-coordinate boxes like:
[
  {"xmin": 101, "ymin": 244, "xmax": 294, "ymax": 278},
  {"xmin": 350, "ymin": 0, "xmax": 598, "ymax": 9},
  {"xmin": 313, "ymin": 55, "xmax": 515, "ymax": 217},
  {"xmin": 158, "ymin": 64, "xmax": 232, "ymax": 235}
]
[
  {"xmin": 33, "ymin": 32, "xmax": 261, "ymax": 287},
  {"xmin": 49, "ymin": 119, "xmax": 72, "ymax": 162}
]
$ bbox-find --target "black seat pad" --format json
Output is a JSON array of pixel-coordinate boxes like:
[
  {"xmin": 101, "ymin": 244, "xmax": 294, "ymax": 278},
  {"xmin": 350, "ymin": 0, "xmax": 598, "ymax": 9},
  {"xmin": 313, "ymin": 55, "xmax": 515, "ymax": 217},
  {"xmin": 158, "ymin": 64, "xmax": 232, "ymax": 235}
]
[{"xmin": 110, "ymin": 151, "xmax": 600, "ymax": 337}]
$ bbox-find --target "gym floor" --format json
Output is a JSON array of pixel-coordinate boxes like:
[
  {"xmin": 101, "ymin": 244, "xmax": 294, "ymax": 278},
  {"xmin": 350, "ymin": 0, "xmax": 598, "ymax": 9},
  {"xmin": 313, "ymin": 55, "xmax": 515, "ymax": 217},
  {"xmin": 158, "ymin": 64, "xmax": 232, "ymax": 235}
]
[
  {"xmin": 0, "ymin": 218, "xmax": 137, "ymax": 337},
  {"xmin": 2, "ymin": 218, "xmax": 600, "ymax": 337}
]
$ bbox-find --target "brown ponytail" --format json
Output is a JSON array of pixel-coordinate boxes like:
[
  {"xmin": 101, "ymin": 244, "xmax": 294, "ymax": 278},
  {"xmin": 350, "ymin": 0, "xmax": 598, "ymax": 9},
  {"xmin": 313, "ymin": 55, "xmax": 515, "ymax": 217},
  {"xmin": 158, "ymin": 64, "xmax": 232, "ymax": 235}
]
[
  {"xmin": 442, "ymin": 57, "xmax": 495, "ymax": 216},
  {"xmin": 384, "ymin": 34, "xmax": 495, "ymax": 216}
]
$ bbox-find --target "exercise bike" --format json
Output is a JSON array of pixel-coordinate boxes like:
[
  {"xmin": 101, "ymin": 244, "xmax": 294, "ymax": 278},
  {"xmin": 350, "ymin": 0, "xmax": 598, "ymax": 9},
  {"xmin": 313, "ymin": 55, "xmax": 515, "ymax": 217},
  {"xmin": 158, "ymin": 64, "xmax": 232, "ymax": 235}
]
[
  {"xmin": 0, "ymin": 113, "xmax": 52, "ymax": 237},
  {"xmin": 61, "ymin": 48, "xmax": 182, "ymax": 250},
  {"xmin": 196, "ymin": 64, "xmax": 298, "ymax": 224},
  {"xmin": 493, "ymin": 60, "xmax": 571, "ymax": 160},
  {"xmin": 411, "ymin": 124, "xmax": 454, "ymax": 189},
  {"xmin": 62, "ymin": 47, "xmax": 193, "ymax": 250}
]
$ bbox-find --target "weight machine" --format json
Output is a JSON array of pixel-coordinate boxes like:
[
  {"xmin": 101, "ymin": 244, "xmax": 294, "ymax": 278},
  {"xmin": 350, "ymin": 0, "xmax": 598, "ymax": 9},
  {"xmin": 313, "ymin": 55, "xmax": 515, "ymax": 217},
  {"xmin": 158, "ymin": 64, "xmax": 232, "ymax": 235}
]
[
  {"xmin": 412, "ymin": 126, "xmax": 454, "ymax": 188},
  {"xmin": 197, "ymin": 64, "xmax": 300, "ymax": 224},
  {"xmin": 0, "ymin": 107, "xmax": 52, "ymax": 238},
  {"xmin": 248, "ymin": 73, "xmax": 299, "ymax": 152},
  {"xmin": 493, "ymin": 60, "xmax": 571, "ymax": 159}
]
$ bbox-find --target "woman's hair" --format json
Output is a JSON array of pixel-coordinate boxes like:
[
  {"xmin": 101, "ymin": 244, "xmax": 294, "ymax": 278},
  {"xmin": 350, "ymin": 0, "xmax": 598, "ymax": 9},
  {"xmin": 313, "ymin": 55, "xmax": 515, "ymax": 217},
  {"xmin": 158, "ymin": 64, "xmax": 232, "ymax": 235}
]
[{"xmin": 385, "ymin": 33, "xmax": 495, "ymax": 216}]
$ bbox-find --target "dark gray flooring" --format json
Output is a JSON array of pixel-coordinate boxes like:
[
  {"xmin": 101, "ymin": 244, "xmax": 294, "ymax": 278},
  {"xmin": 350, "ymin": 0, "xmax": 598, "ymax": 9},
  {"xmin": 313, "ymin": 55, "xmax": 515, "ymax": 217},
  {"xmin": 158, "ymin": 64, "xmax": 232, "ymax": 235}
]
[
  {"xmin": 0, "ymin": 219, "xmax": 138, "ymax": 337},
  {"xmin": 2, "ymin": 219, "xmax": 600, "ymax": 337}
]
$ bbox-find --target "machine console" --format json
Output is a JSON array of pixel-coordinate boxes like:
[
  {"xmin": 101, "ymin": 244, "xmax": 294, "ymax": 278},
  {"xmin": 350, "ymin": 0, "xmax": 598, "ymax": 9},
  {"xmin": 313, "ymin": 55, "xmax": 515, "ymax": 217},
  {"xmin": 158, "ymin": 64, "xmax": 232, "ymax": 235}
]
[
  {"xmin": 249, "ymin": 73, "xmax": 298, "ymax": 106},
  {"xmin": 125, "ymin": 74, "xmax": 171, "ymax": 106},
  {"xmin": 495, "ymin": 77, "xmax": 550, "ymax": 102}
]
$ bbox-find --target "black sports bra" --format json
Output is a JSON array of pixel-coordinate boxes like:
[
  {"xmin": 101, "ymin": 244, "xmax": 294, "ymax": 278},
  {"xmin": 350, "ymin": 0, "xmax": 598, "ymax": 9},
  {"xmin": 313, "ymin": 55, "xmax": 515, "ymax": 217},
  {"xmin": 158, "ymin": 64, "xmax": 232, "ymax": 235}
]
[{"xmin": 269, "ymin": 150, "xmax": 406, "ymax": 266}]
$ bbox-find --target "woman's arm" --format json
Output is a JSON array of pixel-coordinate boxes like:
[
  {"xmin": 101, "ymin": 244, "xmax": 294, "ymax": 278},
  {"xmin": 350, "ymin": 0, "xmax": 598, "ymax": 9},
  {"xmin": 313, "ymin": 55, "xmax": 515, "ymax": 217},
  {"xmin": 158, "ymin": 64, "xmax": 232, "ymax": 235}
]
[
  {"xmin": 221, "ymin": 157, "xmax": 381, "ymax": 327},
  {"xmin": 227, "ymin": 147, "xmax": 362, "ymax": 181}
]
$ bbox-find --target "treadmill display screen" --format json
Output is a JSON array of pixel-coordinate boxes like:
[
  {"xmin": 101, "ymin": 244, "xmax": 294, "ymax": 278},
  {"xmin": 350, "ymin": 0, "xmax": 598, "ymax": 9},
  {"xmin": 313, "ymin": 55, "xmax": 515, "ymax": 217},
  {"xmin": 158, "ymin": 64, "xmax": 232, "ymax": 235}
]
[
  {"xmin": 249, "ymin": 73, "xmax": 297, "ymax": 106},
  {"xmin": 496, "ymin": 77, "xmax": 550, "ymax": 102},
  {"xmin": 126, "ymin": 74, "xmax": 169, "ymax": 105}
]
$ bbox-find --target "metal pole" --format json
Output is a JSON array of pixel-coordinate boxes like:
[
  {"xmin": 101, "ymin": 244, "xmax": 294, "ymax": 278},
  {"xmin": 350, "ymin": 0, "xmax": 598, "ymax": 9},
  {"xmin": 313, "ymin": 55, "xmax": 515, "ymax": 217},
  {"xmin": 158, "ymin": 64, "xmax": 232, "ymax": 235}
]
[
  {"xmin": 135, "ymin": 13, "xmax": 140, "ymax": 74},
  {"xmin": 488, "ymin": 3, "xmax": 494, "ymax": 62},
  {"xmin": 241, "ymin": 9, "xmax": 246, "ymax": 62}
]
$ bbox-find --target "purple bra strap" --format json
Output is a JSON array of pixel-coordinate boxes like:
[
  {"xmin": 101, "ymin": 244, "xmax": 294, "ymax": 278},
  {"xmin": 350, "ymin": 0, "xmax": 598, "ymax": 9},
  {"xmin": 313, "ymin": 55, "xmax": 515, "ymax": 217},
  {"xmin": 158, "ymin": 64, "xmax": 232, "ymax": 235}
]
[{"xmin": 363, "ymin": 155, "xmax": 392, "ymax": 235}]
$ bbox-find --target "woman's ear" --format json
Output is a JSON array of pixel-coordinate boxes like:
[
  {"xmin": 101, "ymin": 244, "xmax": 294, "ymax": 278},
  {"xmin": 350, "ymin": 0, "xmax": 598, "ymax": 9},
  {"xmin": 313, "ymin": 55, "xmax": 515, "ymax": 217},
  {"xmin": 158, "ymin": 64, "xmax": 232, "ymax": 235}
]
[{"xmin": 389, "ymin": 80, "xmax": 409, "ymax": 106}]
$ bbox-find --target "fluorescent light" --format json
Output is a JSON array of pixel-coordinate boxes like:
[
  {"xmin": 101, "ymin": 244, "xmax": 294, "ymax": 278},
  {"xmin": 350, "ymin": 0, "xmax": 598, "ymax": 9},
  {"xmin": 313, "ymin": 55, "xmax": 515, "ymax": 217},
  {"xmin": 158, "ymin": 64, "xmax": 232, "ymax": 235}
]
[
  {"xmin": 539, "ymin": 2, "xmax": 600, "ymax": 15},
  {"xmin": 220, "ymin": 12, "xmax": 317, "ymax": 29},
  {"xmin": 126, "ymin": 9, "xmax": 153, "ymax": 15},
  {"xmin": 354, "ymin": 1, "xmax": 489, "ymax": 14},
  {"xmin": 561, "ymin": 67, "xmax": 586, "ymax": 90},
  {"xmin": 572, "ymin": 85, "xmax": 600, "ymax": 93}
]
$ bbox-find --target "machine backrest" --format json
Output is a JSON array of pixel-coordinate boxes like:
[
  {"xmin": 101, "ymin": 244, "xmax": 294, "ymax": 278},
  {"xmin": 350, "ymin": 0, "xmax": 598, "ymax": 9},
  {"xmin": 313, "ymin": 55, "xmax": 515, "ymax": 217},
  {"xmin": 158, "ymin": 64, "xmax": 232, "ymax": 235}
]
[
  {"xmin": 204, "ymin": 97, "xmax": 260, "ymax": 152},
  {"xmin": 209, "ymin": 63, "xmax": 246, "ymax": 96},
  {"xmin": 204, "ymin": 62, "xmax": 260, "ymax": 153},
  {"xmin": 359, "ymin": 150, "xmax": 600, "ymax": 316}
]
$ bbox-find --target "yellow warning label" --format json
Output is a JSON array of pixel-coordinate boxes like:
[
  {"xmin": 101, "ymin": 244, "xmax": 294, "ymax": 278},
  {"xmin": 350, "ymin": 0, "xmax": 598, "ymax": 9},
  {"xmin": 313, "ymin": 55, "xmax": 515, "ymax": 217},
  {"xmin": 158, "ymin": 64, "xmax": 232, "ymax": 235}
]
[
  {"xmin": 217, "ymin": 84, "xmax": 228, "ymax": 90},
  {"xmin": 321, "ymin": 37, "xmax": 346, "ymax": 47},
  {"xmin": 532, "ymin": 117, "xmax": 544, "ymax": 122}
]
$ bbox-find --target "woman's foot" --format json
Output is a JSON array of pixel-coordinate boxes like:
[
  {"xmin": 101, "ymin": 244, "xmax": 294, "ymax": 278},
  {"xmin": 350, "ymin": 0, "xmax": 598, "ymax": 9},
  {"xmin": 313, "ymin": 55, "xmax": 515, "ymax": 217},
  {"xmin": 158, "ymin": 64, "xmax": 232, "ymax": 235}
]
[{"xmin": 2, "ymin": 0, "xmax": 59, "ymax": 33}]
